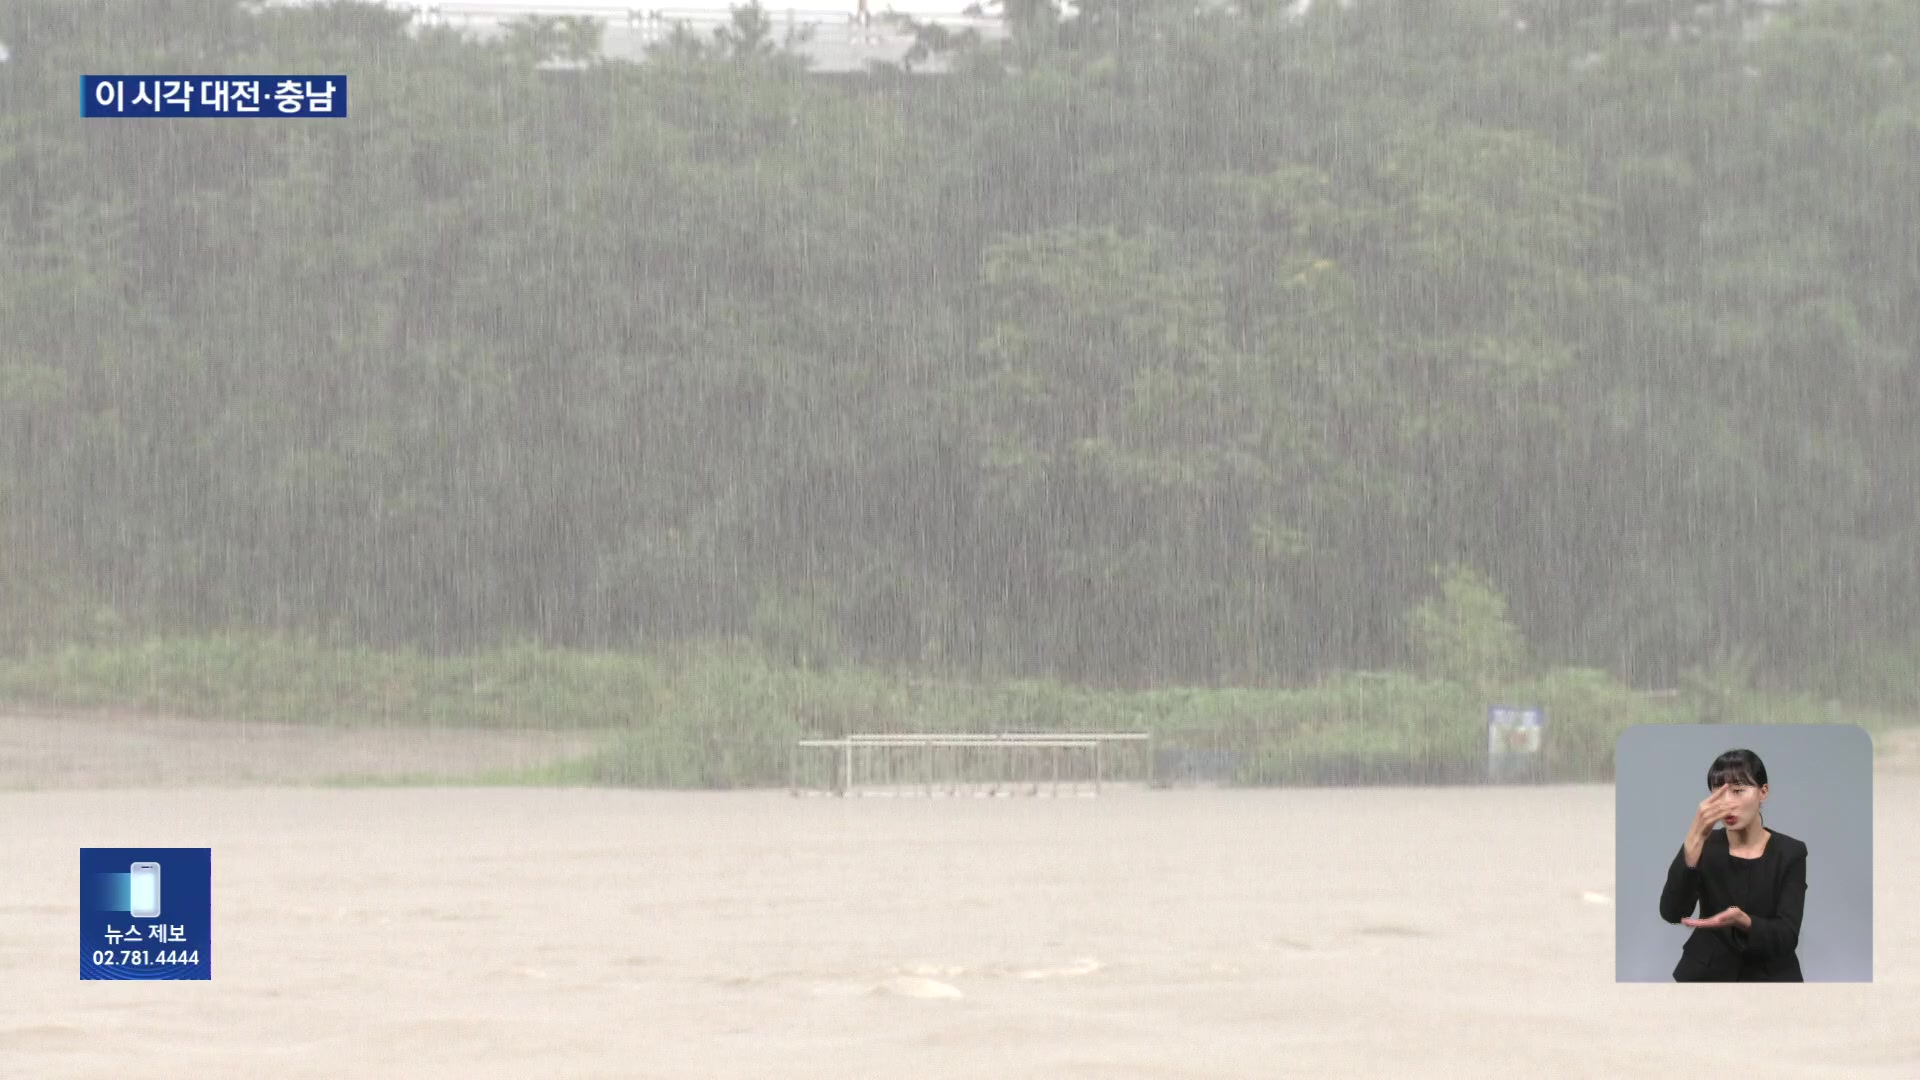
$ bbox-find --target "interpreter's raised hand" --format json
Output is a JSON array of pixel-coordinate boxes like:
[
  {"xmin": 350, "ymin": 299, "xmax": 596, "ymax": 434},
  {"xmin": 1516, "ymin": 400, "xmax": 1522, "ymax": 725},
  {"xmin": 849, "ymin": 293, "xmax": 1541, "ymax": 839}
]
[
  {"xmin": 1682, "ymin": 785, "xmax": 1733, "ymax": 868},
  {"xmin": 1691, "ymin": 785, "xmax": 1734, "ymax": 839}
]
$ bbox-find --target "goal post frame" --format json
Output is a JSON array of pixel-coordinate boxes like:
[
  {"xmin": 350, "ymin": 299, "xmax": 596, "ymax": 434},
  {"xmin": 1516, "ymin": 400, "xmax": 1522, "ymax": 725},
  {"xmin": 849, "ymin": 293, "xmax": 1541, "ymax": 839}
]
[{"xmin": 790, "ymin": 732, "xmax": 1152, "ymax": 797}]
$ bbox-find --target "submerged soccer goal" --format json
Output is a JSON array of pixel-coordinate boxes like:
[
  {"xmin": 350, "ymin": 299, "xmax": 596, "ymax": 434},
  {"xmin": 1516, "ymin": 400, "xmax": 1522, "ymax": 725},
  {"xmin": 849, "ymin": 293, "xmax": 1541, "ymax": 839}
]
[{"xmin": 790, "ymin": 732, "xmax": 1153, "ymax": 798}]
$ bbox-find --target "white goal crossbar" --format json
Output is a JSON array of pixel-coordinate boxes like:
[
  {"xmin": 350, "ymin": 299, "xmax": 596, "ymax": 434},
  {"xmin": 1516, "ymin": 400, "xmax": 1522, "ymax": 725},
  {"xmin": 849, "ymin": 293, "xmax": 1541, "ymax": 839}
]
[{"xmin": 790, "ymin": 732, "xmax": 1152, "ymax": 798}]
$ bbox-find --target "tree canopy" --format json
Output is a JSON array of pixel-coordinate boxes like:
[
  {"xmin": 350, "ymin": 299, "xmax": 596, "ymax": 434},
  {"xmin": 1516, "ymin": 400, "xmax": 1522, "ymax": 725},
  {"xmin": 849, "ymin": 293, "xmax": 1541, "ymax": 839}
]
[{"xmin": 2, "ymin": 0, "xmax": 1915, "ymax": 690}]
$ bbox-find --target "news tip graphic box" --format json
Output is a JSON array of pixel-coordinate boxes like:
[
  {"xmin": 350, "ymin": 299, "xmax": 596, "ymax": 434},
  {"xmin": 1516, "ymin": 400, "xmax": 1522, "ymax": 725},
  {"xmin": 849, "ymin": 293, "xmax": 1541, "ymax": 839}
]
[
  {"xmin": 81, "ymin": 848, "xmax": 212, "ymax": 980},
  {"xmin": 82, "ymin": 76, "xmax": 347, "ymax": 118}
]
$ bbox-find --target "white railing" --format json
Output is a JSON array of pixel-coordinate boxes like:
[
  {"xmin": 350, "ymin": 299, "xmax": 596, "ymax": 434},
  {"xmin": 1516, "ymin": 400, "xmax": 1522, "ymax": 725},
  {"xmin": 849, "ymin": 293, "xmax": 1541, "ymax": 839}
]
[
  {"xmin": 398, "ymin": 1, "xmax": 1006, "ymax": 59},
  {"xmin": 792, "ymin": 731, "xmax": 1152, "ymax": 797},
  {"xmin": 352, "ymin": 0, "xmax": 1003, "ymax": 30}
]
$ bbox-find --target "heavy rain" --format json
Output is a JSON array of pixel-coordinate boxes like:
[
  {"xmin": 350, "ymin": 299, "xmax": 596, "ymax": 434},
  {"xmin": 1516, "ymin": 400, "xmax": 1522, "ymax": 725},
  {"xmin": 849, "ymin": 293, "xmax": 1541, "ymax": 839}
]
[{"xmin": 1, "ymin": 0, "xmax": 1916, "ymax": 1075}]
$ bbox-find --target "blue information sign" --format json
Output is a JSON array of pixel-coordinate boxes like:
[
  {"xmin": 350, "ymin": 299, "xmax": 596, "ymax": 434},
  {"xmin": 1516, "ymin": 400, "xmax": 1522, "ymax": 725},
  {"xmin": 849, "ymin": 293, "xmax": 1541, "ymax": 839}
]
[
  {"xmin": 82, "ymin": 76, "xmax": 346, "ymax": 118},
  {"xmin": 1486, "ymin": 705, "xmax": 1545, "ymax": 784},
  {"xmin": 1487, "ymin": 706, "xmax": 1544, "ymax": 755},
  {"xmin": 80, "ymin": 848, "xmax": 212, "ymax": 980}
]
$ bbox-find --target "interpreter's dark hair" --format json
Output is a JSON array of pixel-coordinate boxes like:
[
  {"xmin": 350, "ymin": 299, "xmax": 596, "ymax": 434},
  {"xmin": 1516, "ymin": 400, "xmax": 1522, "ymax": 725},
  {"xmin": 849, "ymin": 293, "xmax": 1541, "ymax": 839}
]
[{"xmin": 1707, "ymin": 748, "xmax": 1768, "ymax": 791}]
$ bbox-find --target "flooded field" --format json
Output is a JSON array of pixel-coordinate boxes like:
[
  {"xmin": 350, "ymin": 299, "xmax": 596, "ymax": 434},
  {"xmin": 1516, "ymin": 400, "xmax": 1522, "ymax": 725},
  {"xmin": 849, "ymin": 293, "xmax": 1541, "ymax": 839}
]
[{"xmin": 3, "ymin": 720, "xmax": 1917, "ymax": 1078}]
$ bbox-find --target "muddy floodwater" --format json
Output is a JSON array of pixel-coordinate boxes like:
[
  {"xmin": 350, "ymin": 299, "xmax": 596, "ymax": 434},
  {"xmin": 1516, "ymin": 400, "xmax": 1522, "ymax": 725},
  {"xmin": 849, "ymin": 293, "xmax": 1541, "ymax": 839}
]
[{"xmin": 3, "ymin": 716, "xmax": 1918, "ymax": 1078}]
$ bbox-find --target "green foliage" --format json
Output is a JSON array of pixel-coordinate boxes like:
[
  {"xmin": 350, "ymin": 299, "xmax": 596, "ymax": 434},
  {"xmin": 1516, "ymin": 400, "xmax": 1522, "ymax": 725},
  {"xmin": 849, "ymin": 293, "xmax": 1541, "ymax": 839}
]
[
  {"xmin": 1678, "ymin": 642, "xmax": 1761, "ymax": 724},
  {"xmin": 1812, "ymin": 642, "xmax": 1920, "ymax": 713},
  {"xmin": 1, "ymin": 0, "xmax": 1917, "ymax": 697},
  {"xmin": 0, "ymin": 635, "xmax": 665, "ymax": 729},
  {"xmin": 749, "ymin": 587, "xmax": 843, "ymax": 671},
  {"xmin": 1405, "ymin": 565, "xmax": 1531, "ymax": 686},
  {"xmin": 0, "ymin": 638, "xmax": 1906, "ymax": 788}
]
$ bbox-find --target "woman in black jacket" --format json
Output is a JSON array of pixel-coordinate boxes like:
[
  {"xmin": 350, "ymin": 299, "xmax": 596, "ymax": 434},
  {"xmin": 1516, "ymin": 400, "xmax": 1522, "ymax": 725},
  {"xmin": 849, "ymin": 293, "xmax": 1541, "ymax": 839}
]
[{"xmin": 1659, "ymin": 748, "xmax": 1808, "ymax": 981}]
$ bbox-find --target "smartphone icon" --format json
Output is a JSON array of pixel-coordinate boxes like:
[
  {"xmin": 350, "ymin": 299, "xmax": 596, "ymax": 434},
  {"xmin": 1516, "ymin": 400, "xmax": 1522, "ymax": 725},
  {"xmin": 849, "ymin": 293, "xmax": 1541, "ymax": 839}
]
[{"xmin": 129, "ymin": 862, "xmax": 161, "ymax": 919}]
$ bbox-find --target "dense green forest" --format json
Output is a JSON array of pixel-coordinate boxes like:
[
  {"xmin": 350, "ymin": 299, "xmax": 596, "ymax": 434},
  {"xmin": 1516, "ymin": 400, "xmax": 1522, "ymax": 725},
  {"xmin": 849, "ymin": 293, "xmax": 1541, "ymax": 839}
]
[{"xmin": 1, "ymin": 0, "xmax": 1916, "ymax": 696}]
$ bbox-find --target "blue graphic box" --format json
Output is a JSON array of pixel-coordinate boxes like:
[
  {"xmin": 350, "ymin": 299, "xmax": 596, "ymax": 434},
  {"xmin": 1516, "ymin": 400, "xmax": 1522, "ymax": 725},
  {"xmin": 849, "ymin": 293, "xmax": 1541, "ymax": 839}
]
[{"xmin": 80, "ymin": 848, "xmax": 211, "ymax": 980}]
